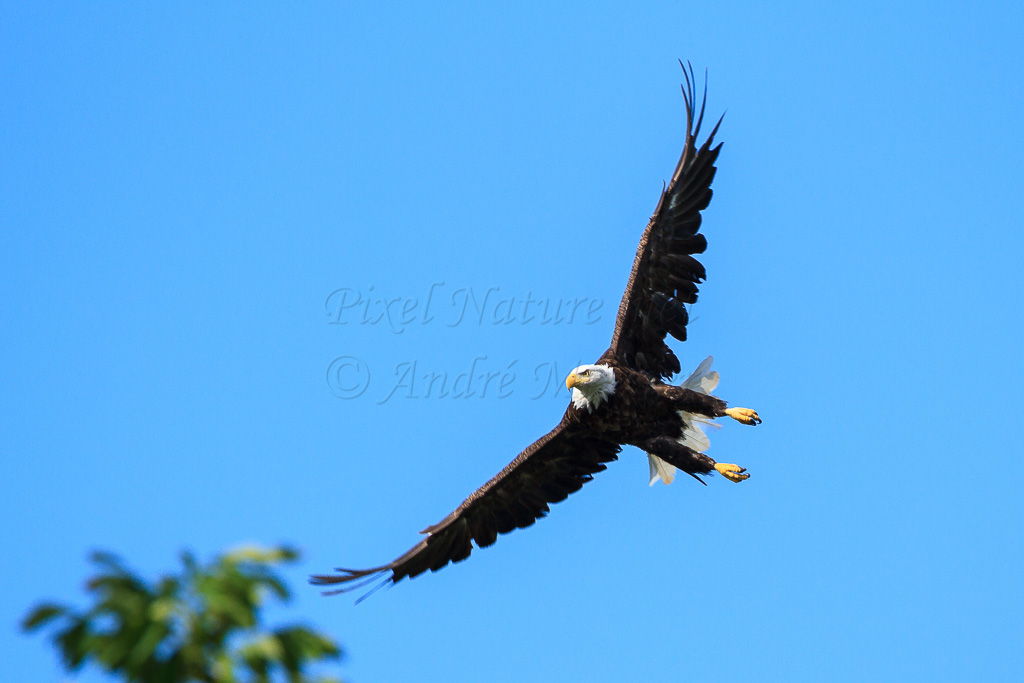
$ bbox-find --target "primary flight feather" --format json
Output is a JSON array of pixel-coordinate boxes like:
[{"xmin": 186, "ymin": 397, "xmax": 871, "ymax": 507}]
[{"xmin": 312, "ymin": 63, "xmax": 761, "ymax": 599}]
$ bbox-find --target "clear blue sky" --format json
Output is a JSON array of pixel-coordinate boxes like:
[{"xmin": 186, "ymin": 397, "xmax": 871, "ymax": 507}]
[{"xmin": 3, "ymin": 3, "xmax": 1022, "ymax": 681}]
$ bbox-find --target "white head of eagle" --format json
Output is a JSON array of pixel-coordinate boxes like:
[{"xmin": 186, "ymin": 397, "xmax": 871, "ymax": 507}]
[{"xmin": 565, "ymin": 364, "xmax": 617, "ymax": 412}]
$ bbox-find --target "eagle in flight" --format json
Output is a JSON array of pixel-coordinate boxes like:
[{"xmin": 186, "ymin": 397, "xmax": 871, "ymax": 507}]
[{"xmin": 312, "ymin": 63, "xmax": 761, "ymax": 598}]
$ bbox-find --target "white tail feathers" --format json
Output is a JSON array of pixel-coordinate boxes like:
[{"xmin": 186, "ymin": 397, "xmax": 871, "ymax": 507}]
[
  {"xmin": 648, "ymin": 454, "xmax": 676, "ymax": 486},
  {"xmin": 677, "ymin": 418, "xmax": 712, "ymax": 452},
  {"xmin": 683, "ymin": 355, "xmax": 719, "ymax": 394},
  {"xmin": 648, "ymin": 356, "xmax": 720, "ymax": 486}
]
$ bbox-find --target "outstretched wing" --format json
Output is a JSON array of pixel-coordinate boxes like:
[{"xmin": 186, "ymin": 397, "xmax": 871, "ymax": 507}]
[
  {"xmin": 311, "ymin": 422, "xmax": 620, "ymax": 598},
  {"xmin": 603, "ymin": 62, "xmax": 723, "ymax": 380}
]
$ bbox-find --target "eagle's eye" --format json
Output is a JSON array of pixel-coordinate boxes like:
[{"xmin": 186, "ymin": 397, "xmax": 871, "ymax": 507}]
[{"xmin": 581, "ymin": 369, "xmax": 591, "ymax": 377}]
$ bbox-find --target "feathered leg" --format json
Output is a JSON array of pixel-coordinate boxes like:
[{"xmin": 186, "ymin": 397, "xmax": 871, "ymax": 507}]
[
  {"xmin": 666, "ymin": 387, "xmax": 761, "ymax": 426},
  {"xmin": 670, "ymin": 357, "xmax": 762, "ymax": 425},
  {"xmin": 640, "ymin": 436, "xmax": 749, "ymax": 484}
]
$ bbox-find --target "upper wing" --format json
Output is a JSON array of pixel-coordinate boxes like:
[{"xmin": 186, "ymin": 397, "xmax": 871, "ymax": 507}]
[
  {"xmin": 311, "ymin": 421, "xmax": 620, "ymax": 599},
  {"xmin": 603, "ymin": 63, "xmax": 724, "ymax": 380}
]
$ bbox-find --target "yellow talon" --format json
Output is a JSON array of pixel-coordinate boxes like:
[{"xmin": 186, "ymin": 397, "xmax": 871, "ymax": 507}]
[
  {"xmin": 725, "ymin": 407, "xmax": 761, "ymax": 425},
  {"xmin": 714, "ymin": 463, "xmax": 749, "ymax": 483}
]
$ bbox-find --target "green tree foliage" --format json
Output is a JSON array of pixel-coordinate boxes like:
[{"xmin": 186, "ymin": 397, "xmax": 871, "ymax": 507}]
[{"xmin": 22, "ymin": 545, "xmax": 343, "ymax": 683}]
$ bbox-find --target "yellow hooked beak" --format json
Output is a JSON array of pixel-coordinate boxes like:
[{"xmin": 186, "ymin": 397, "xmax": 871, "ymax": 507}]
[{"xmin": 565, "ymin": 373, "xmax": 579, "ymax": 390}]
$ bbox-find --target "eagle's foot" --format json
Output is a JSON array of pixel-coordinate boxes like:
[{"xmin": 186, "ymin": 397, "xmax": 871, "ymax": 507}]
[
  {"xmin": 714, "ymin": 463, "xmax": 749, "ymax": 483},
  {"xmin": 725, "ymin": 407, "xmax": 761, "ymax": 425}
]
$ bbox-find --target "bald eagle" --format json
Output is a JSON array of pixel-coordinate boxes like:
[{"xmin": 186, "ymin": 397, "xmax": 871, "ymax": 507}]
[{"xmin": 312, "ymin": 64, "xmax": 760, "ymax": 598}]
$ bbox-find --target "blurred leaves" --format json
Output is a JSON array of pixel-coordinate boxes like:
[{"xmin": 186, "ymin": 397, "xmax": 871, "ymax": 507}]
[{"xmin": 22, "ymin": 545, "xmax": 343, "ymax": 683}]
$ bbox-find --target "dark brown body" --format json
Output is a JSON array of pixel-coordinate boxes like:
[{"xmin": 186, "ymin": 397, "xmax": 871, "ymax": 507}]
[{"xmin": 565, "ymin": 361, "xmax": 729, "ymax": 480}]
